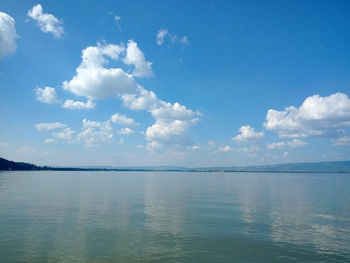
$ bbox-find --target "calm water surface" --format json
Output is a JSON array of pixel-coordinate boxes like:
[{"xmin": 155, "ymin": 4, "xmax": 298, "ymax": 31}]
[{"xmin": 0, "ymin": 171, "xmax": 349, "ymax": 262}]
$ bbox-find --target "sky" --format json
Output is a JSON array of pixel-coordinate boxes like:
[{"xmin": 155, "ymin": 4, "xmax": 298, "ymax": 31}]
[{"xmin": 0, "ymin": 0, "xmax": 350, "ymax": 167}]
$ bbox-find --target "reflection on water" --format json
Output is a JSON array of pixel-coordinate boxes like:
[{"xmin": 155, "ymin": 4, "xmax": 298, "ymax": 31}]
[{"xmin": 0, "ymin": 171, "xmax": 349, "ymax": 262}]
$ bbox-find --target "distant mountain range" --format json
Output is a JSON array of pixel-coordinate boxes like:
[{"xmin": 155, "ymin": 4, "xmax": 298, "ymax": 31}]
[{"xmin": 1, "ymin": 157, "xmax": 350, "ymax": 173}]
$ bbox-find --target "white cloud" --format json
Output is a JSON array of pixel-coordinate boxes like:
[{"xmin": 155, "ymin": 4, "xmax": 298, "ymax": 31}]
[
  {"xmin": 27, "ymin": 4, "xmax": 63, "ymax": 38},
  {"xmin": 283, "ymin": 152, "xmax": 288, "ymax": 158},
  {"xmin": 52, "ymin": 128, "xmax": 75, "ymax": 141},
  {"xmin": 287, "ymin": 139, "xmax": 307, "ymax": 148},
  {"xmin": 121, "ymin": 85, "xmax": 200, "ymax": 151},
  {"xmin": 233, "ymin": 125, "xmax": 264, "ymax": 142},
  {"xmin": 114, "ymin": 15, "xmax": 121, "ymax": 30},
  {"xmin": 123, "ymin": 40, "xmax": 153, "ymax": 77},
  {"xmin": 217, "ymin": 146, "xmax": 233, "ymax": 152},
  {"xmin": 35, "ymin": 122, "xmax": 66, "ymax": 131},
  {"xmin": 44, "ymin": 138, "xmax": 57, "ymax": 144},
  {"xmin": 145, "ymin": 102, "xmax": 199, "ymax": 151},
  {"xmin": 191, "ymin": 145, "xmax": 201, "ymax": 150},
  {"xmin": 156, "ymin": 28, "xmax": 168, "ymax": 45},
  {"xmin": 333, "ymin": 136, "xmax": 350, "ymax": 146},
  {"xmin": 110, "ymin": 113, "xmax": 137, "ymax": 126},
  {"xmin": 235, "ymin": 144, "xmax": 260, "ymax": 158},
  {"xmin": 121, "ymin": 87, "xmax": 161, "ymax": 110},
  {"xmin": 63, "ymin": 99, "xmax": 95, "ymax": 109},
  {"xmin": 266, "ymin": 141, "xmax": 285, "ymax": 150},
  {"xmin": 181, "ymin": 36, "xmax": 188, "ymax": 44},
  {"xmin": 264, "ymin": 93, "xmax": 350, "ymax": 138},
  {"xmin": 118, "ymin": 127, "xmax": 134, "ymax": 135},
  {"xmin": 77, "ymin": 119, "xmax": 113, "ymax": 147},
  {"xmin": 156, "ymin": 28, "xmax": 188, "ymax": 46},
  {"xmin": 35, "ymin": 87, "xmax": 59, "ymax": 104},
  {"xmin": 63, "ymin": 43, "xmax": 137, "ymax": 99},
  {"xmin": 0, "ymin": 12, "xmax": 18, "ymax": 58}
]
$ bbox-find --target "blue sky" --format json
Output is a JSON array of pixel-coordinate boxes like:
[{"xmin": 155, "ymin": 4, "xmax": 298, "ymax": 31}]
[{"xmin": 0, "ymin": 0, "xmax": 349, "ymax": 167}]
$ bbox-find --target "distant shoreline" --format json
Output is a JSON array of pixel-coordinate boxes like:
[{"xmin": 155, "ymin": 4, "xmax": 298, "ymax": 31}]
[{"xmin": 1, "ymin": 157, "xmax": 350, "ymax": 173}]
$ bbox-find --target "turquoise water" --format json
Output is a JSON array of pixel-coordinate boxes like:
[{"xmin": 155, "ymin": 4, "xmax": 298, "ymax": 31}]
[{"xmin": 0, "ymin": 171, "xmax": 349, "ymax": 262}]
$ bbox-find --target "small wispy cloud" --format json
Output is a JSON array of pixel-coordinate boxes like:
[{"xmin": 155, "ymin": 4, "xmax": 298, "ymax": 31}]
[{"xmin": 156, "ymin": 28, "xmax": 188, "ymax": 46}]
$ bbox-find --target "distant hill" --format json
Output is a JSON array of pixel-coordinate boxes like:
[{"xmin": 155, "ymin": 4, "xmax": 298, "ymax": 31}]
[
  {"xmin": 194, "ymin": 161, "xmax": 350, "ymax": 173},
  {"xmin": 1, "ymin": 156, "xmax": 350, "ymax": 173},
  {"xmin": 0, "ymin": 157, "xmax": 41, "ymax": 170}
]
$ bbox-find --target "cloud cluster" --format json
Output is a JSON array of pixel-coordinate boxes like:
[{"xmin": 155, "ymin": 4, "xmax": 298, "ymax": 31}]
[
  {"xmin": 28, "ymin": 4, "xmax": 64, "ymax": 38},
  {"xmin": 264, "ymin": 93, "xmax": 350, "ymax": 138},
  {"xmin": 35, "ymin": 111, "xmax": 139, "ymax": 147},
  {"xmin": 156, "ymin": 28, "xmax": 188, "ymax": 46},
  {"xmin": 0, "ymin": 12, "xmax": 18, "ymax": 58},
  {"xmin": 77, "ymin": 119, "xmax": 113, "ymax": 147},
  {"xmin": 55, "ymin": 41, "xmax": 199, "ymax": 151}
]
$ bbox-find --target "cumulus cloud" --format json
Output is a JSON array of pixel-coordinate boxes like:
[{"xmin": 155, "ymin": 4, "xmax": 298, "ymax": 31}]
[
  {"xmin": 156, "ymin": 28, "xmax": 188, "ymax": 46},
  {"xmin": 287, "ymin": 139, "xmax": 307, "ymax": 148},
  {"xmin": 0, "ymin": 12, "xmax": 18, "ymax": 58},
  {"xmin": 77, "ymin": 119, "xmax": 113, "ymax": 147},
  {"xmin": 123, "ymin": 40, "xmax": 153, "ymax": 77},
  {"xmin": 191, "ymin": 145, "xmax": 201, "ymax": 150},
  {"xmin": 121, "ymin": 85, "xmax": 200, "ymax": 151},
  {"xmin": 233, "ymin": 125, "xmax": 265, "ymax": 142},
  {"xmin": 35, "ymin": 87, "xmax": 59, "ymax": 104},
  {"xmin": 63, "ymin": 43, "xmax": 137, "ymax": 99},
  {"xmin": 121, "ymin": 87, "xmax": 161, "ymax": 110},
  {"xmin": 110, "ymin": 113, "xmax": 137, "ymax": 126},
  {"xmin": 145, "ymin": 104, "xmax": 199, "ymax": 150},
  {"xmin": 156, "ymin": 28, "xmax": 168, "ymax": 45},
  {"xmin": 146, "ymin": 102, "xmax": 199, "ymax": 150},
  {"xmin": 266, "ymin": 141, "xmax": 285, "ymax": 150},
  {"xmin": 63, "ymin": 99, "xmax": 95, "ymax": 109},
  {"xmin": 264, "ymin": 93, "xmax": 350, "ymax": 138},
  {"xmin": 27, "ymin": 4, "xmax": 64, "ymax": 38},
  {"xmin": 35, "ymin": 122, "xmax": 66, "ymax": 131}
]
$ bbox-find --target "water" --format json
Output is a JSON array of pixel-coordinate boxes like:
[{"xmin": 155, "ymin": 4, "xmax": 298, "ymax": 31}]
[{"xmin": 0, "ymin": 171, "xmax": 349, "ymax": 262}]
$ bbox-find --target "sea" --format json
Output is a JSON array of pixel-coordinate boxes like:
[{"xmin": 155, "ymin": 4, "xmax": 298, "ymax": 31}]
[{"xmin": 0, "ymin": 171, "xmax": 349, "ymax": 262}]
